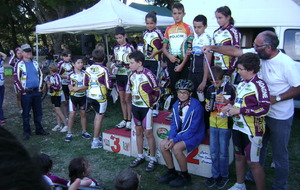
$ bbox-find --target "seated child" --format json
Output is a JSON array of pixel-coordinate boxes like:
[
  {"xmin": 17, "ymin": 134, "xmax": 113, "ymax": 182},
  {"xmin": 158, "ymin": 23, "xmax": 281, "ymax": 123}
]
[
  {"xmin": 114, "ymin": 168, "xmax": 140, "ymax": 190},
  {"xmin": 37, "ymin": 153, "xmax": 69, "ymax": 187},
  {"xmin": 159, "ymin": 79, "xmax": 205, "ymax": 188},
  {"xmin": 68, "ymin": 157, "xmax": 99, "ymax": 187}
]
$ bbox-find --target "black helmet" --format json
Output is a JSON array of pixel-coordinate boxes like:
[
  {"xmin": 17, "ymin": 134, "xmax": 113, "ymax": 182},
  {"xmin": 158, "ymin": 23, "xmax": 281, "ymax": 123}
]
[{"xmin": 175, "ymin": 79, "xmax": 194, "ymax": 92}]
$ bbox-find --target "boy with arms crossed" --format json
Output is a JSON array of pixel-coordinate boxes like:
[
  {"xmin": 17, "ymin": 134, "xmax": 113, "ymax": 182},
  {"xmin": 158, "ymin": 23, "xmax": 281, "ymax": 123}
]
[
  {"xmin": 127, "ymin": 51, "xmax": 160, "ymax": 172},
  {"xmin": 65, "ymin": 58, "xmax": 90, "ymax": 142}
]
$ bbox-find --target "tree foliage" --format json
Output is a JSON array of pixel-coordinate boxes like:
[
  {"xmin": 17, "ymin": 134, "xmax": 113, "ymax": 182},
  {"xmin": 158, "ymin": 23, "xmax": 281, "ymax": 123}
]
[{"xmin": 0, "ymin": 0, "xmax": 179, "ymax": 53}]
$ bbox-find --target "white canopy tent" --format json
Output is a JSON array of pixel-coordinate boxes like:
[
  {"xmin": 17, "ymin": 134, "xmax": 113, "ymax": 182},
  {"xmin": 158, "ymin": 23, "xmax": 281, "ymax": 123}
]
[
  {"xmin": 36, "ymin": 0, "xmax": 174, "ymax": 34},
  {"xmin": 35, "ymin": 0, "xmax": 174, "ymax": 58}
]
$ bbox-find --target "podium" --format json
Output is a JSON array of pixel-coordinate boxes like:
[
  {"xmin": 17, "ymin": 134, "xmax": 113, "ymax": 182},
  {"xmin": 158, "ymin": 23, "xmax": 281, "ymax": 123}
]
[{"xmin": 103, "ymin": 111, "xmax": 234, "ymax": 178}]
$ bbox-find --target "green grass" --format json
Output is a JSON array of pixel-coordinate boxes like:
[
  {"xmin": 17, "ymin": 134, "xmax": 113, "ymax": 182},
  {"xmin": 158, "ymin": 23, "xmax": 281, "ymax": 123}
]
[{"xmin": 3, "ymin": 75, "xmax": 300, "ymax": 190}]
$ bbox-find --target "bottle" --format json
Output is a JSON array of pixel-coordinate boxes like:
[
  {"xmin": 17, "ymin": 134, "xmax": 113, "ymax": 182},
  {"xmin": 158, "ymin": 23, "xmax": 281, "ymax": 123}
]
[{"xmin": 209, "ymin": 92, "xmax": 216, "ymax": 112}]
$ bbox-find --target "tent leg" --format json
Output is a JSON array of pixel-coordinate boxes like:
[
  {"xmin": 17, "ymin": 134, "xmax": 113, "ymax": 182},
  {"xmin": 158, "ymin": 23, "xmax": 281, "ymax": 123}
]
[
  {"xmin": 105, "ymin": 34, "xmax": 109, "ymax": 60},
  {"xmin": 35, "ymin": 34, "xmax": 39, "ymax": 62}
]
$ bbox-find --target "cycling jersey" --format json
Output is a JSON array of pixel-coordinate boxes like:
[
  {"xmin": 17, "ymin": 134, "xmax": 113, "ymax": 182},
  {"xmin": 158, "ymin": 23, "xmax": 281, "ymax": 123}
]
[
  {"xmin": 232, "ymin": 75, "xmax": 270, "ymax": 136},
  {"xmin": 213, "ymin": 24, "xmax": 240, "ymax": 74},
  {"xmin": 112, "ymin": 43, "xmax": 134, "ymax": 76},
  {"xmin": 191, "ymin": 32, "xmax": 212, "ymax": 73},
  {"xmin": 68, "ymin": 71, "xmax": 86, "ymax": 97},
  {"xmin": 48, "ymin": 73, "xmax": 62, "ymax": 96},
  {"xmin": 84, "ymin": 63, "xmax": 112, "ymax": 103},
  {"xmin": 206, "ymin": 81, "xmax": 236, "ymax": 129},
  {"xmin": 143, "ymin": 28, "xmax": 164, "ymax": 61},
  {"xmin": 128, "ymin": 68, "xmax": 160, "ymax": 108},
  {"xmin": 163, "ymin": 22, "xmax": 194, "ymax": 60},
  {"xmin": 57, "ymin": 60, "xmax": 73, "ymax": 85}
]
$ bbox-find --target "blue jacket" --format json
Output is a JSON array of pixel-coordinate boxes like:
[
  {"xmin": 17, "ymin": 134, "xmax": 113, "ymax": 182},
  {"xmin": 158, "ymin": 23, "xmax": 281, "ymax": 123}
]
[{"xmin": 169, "ymin": 97, "xmax": 205, "ymax": 152}]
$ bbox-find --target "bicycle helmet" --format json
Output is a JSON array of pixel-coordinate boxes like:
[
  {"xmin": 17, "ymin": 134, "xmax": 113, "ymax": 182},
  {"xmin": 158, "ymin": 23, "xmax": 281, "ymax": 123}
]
[{"xmin": 175, "ymin": 79, "xmax": 194, "ymax": 92}]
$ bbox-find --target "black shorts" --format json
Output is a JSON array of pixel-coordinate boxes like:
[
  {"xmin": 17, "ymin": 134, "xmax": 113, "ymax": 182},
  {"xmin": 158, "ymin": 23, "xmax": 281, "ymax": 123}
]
[
  {"xmin": 116, "ymin": 75, "xmax": 128, "ymax": 92},
  {"xmin": 144, "ymin": 60, "xmax": 159, "ymax": 76},
  {"xmin": 62, "ymin": 85, "xmax": 70, "ymax": 100},
  {"xmin": 51, "ymin": 96, "xmax": 61, "ymax": 107},
  {"xmin": 132, "ymin": 105, "xmax": 152, "ymax": 130},
  {"xmin": 69, "ymin": 96, "xmax": 86, "ymax": 111}
]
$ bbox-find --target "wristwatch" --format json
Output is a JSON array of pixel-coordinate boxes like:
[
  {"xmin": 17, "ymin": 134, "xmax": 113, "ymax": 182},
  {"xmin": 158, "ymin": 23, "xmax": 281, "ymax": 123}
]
[{"xmin": 276, "ymin": 95, "xmax": 282, "ymax": 102}]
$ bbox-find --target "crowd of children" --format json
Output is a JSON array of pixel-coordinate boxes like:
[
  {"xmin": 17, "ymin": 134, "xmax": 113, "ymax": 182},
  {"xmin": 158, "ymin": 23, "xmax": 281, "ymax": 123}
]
[{"xmin": 4, "ymin": 2, "xmax": 277, "ymax": 190}]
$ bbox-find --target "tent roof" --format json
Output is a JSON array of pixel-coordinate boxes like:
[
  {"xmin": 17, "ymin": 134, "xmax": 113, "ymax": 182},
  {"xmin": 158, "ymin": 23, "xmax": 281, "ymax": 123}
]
[
  {"xmin": 182, "ymin": 0, "xmax": 300, "ymax": 28},
  {"xmin": 36, "ymin": 0, "xmax": 174, "ymax": 34},
  {"xmin": 129, "ymin": 2, "xmax": 172, "ymax": 17}
]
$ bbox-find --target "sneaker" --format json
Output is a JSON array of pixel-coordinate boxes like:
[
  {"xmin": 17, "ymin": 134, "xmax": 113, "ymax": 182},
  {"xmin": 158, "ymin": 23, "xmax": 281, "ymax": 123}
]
[
  {"xmin": 52, "ymin": 125, "xmax": 62, "ymax": 131},
  {"xmin": 91, "ymin": 140, "xmax": 103, "ymax": 149},
  {"xmin": 228, "ymin": 183, "xmax": 246, "ymax": 190},
  {"xmin": 115, "ymin": 120, "xmax": 126, "ymax": 129},
  {"xmin": 82, "ymin": 132, "xmax": 91, "ymax": 139},
  {"xmin": 145, "ymin": 160, "xmax": 157, "ymax": 172},
  {"xmin": 205, "ymin": 177, "xmax": 217, "ymax": 188},
  {"xmin": 216, "ymin": 177, "xmax": 229, "ymax": 189},
  {"xmin": 98, "ymin": 136, "xmax": 102, "ymax": 142},
  {"xmin": 60, "ymin": 126, "xmax": 68, "ymax": 133},
  {"xmin": 152, "ymin": 109, "xmax": 159, "ymax": 117},
  {"xmin": 129, "ymin": 157, "xmax": 145, "ymax": 168},
  {"xmin": 169, "ymin": 174, "xmax": 192, "ymax": 187},
  {"xmin": 165, "ymin": 113, "xmax": 173, "ymax": 121},
  {"xmin": 125, "ymin": 121, "xmax": 131, "ymax": 131},
  {"xmin": 158, "ymin": 172, "xmax": 178, "ymax": 184},
  {"xmin": 65, "ymin": 133, "xmax": 72, "ymax": 142}
]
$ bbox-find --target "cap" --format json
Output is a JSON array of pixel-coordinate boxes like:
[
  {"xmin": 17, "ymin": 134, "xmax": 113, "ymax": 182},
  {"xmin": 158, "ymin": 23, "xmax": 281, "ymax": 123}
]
[{"xmin": 21, "ymin": 44, "xmax": 32, "ymax": 52}]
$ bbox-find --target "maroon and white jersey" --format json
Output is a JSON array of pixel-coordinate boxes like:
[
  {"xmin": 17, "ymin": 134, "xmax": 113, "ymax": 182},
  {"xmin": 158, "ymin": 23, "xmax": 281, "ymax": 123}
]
[
  {"xmin": 57, "ymin": 60, "xmax": 73, "ymax": 85},
  {"xmin": 143, "ymin": 28, "xmax": 164, "ymax": 61},
  {"xmin": 232, "ymin": 75, "xmax": 271, "ymax": 136},
  {"xmin": 128, "ymin": 68, "xmax": 160, "ymax": 108}
]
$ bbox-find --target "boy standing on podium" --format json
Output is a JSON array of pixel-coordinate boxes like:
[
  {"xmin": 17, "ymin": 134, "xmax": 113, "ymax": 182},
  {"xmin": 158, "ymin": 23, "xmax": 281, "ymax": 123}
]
[{"xmin": 127, "ymin": 51, "xmax": 160, "ymax": 172}]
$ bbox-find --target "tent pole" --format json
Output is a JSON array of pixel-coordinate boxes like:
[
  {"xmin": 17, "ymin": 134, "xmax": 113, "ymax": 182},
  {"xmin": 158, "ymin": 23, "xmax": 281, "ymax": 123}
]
[
  {"xmin": 35, "ymin": 33, "xmax": 39, "ymax": 62},
  {"xmin": 105, "ymin": 34, "xmax": 109, "ymax": 60}
]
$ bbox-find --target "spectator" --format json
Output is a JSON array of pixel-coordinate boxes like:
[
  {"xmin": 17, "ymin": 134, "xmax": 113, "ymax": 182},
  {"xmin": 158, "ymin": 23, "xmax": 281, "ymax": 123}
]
[
  {"xmin": 9, "ymin": 47, "xmax": 23, "ymax": 115},
  {"xmin": 68, "ymin": 157, "xmax": 99, "ymax": 187},
  {"xmin": 115, "ymin": 168, "xmax": 140, "ymax": 190},
  {"xmin": 14, "ymin": 44, "xmax": 50, "ymax": 140}
]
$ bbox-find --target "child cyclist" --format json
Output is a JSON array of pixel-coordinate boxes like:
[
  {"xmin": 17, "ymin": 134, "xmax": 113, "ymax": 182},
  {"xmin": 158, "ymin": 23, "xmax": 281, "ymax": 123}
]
[
  {"xmin": 57, "ymin": 49, "xmax": 73, "ymax": 125},
  {"xmin": 127, "ymin": 51, "xmax": 160, "ymax": 172},
  {"xmin": 162, "ymin": 2, "xmax": 194, "ymax": 120},
  {"xmin": 65, "ymin": 58, "xmax": 90, "ymax": 142},
  {"xmin": 47, "ymin": 63, "xmax": 68, "ymax": 132},
  {"xmin": 213, "ymin": 6, "xmax": 241, "ymax": 83},
  {"xmin": 187, "ymin": 15, "xmax": 212, "ymax": 99},
  {"xmin": 204, "ymin": 66, "xmax": 236, "ymax": 189},
  {"xmin": 111, "ymin": 27, "xmax": 135, "ymax": 130},
  {"xmin": 223, "ymin": 53, "xmax": 270, "ymax": 190},
  {"xmin": 84, "ymin": 49, "xmax": 113, "ymax": 149},
  {"xmin": 143, "ymin": 11, "xmax": 164, "ymax": 117},
  {"xmin": 159, "ymin": 79, "xmax": 205, "ymax": 187}
]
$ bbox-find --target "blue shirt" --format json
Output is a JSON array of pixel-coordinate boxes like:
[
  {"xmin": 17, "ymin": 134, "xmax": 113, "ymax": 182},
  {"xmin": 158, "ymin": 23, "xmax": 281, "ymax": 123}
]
[{"xmin": 25, "ymin": 61, "xmax": 39, "ymax": 88}]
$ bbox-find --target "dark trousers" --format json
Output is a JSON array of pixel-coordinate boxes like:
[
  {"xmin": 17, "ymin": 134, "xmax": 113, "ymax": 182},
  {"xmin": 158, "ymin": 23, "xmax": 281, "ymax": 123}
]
[
  {"xmin": 166, "ymin": 57, "xmax": 189, "ymax": 107},
  {"xmin": 21, "ymin": 91, "xmax": 44, "ymax": 134}
]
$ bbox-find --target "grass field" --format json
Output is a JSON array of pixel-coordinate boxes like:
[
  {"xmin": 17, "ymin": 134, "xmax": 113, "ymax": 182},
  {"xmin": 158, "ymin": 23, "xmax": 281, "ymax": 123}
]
[{"xmin": 2, "ymin": 74, "xmax": 300, "ymax": 190}]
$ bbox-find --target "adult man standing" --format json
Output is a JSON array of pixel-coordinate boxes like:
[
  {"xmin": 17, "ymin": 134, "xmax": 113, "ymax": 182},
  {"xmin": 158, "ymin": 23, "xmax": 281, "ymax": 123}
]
[
  {"xmin": 203, "ymin": 31, "xmax": 300, "ymax": 190},
  {"xmin": 14, "ymin": 44, "xmax": 49, "ymax": 140}
]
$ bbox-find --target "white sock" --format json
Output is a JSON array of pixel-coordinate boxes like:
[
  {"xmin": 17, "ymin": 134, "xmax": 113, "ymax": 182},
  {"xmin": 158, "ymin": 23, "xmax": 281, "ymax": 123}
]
[
  {"xmin": 150, "ymin": 156, "xmax": 157, "ymax": 162},
  {"xmin": 93, "ymin": 138, "xmax": 98, "ymax": 141},
  {"xmin": 138, "ymin": 154, "xmax": 144, "ymax": 159}
]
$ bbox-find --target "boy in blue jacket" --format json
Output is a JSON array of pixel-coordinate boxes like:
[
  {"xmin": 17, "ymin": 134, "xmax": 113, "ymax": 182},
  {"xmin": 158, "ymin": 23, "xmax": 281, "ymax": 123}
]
[{"xmin": 159, "ymin": 79, "xmax": 205, "ymax": 188}]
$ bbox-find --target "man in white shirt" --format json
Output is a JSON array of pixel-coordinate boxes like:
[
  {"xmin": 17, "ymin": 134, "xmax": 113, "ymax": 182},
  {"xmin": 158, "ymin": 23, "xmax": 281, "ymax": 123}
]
[{"xmin": 203, "ymin": 31, "xmax": 300, "ymax": 190}]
